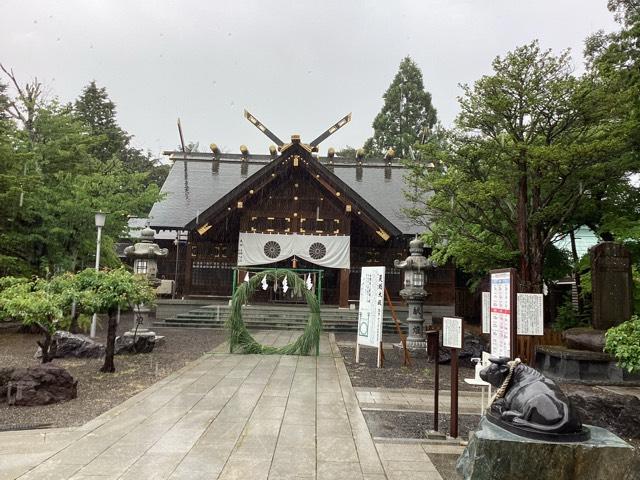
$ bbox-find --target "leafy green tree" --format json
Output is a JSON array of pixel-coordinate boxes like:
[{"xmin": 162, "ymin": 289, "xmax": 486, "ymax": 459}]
[
  {"xmin": 405, "ymin": 41, "xmax": 632, "ymax": 292},
  {"xmin": 366, "ymin": 56, "xmax": 438, "ymax": 158},
  {"xmin": 578, "ymin": 1, "xmax": 640, "ymax": 246},
  {"xmin": 0, "ymin": 277, "xmax": 67, "ymax": 363},
  {"xmin": 0, "ymin": 71, "xmax": 161, "ymax": 276},
  {"xmin": 78, "ymin": 268, "xmax": 155, "ymax": 373}
]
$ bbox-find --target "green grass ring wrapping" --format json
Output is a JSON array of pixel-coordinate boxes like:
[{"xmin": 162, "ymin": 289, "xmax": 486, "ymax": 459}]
[{"xmin": 225, "ymin": 269, "xmax": 322, "ymax": 355}]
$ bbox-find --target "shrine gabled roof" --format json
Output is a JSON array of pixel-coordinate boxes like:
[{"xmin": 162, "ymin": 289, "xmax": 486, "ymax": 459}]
[{"xmin": 148, "ymin": 150, "xmax": 422, "ymax": 235}]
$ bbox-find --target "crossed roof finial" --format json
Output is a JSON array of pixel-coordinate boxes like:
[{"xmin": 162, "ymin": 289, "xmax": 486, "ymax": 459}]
[{"xmin": 244, "ymin": 110, "xmax": 352, "ymax": 151}]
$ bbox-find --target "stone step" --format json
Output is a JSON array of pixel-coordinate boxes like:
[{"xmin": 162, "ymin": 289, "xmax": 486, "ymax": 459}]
[
  {"xmin": 152, "ymin": 320, "xmax": 362, "ymax": 332},
  {"xmin": 161, "ymin": 301, "xmax": 413, "ymax": 333},
  {"xmin": 155, "ymin": 318, "xmax": 406, "ymax": 333}
]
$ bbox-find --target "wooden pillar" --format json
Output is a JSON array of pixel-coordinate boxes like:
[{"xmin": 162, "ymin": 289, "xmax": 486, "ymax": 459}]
[
  {"xmin": 339, "ymin": 268, "xmax": 350, "ymax": 308},
  {"xmin": 183, "ymin": 237, "xmax": 192, "ymax": 297}
]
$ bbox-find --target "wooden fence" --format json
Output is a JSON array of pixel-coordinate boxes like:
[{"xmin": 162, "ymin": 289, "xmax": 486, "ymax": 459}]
[{"xmin": 516, "ymin": 329, "xmax": 564, "ymax": 366}]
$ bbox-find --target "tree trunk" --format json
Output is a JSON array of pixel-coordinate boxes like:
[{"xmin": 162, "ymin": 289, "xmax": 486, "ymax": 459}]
[
  {"xmin": 37, "ymin": 326, "xmax": 53, "ymax": 364},
  {"xmin": 516, "ymin": 160, "xmax": 531, "ymax": 292},
  {"xmin": 69, "ymin": 300, "xmax": 80, "ymax": 334},
  {"xmin": 569, "ymin": 229, "xmax": 584, "ymax": 315},
  {"xmin": 528, "ymin": 180, "xmax": 544, "ymax": 294},
  {"xmin": 100, "ymin": 311, "xmax": 117, "ymax": 373}
]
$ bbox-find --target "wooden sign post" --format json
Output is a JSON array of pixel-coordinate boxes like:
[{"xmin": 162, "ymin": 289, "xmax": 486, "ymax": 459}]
[
  {"xmin": 443, "ymin": 316, "xmax": 463, "ymax": 439},
  {"xmin": 426, "ymin": 330, "xmax": 440, "ymax": 432},
  {"xmin": 356, "ymin": 266, "xmax": 385, "ymax": 368}
]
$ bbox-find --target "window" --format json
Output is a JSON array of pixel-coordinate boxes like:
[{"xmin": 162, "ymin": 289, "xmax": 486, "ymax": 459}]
[{"xmin": 135, "ymin": 260, "xmax": 148, "ymax": 274}]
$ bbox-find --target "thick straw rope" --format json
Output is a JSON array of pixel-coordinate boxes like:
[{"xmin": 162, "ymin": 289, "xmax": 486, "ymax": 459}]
[{"xmin": 490, "ymin": 357, "xmax": 522, "ymax": 404}]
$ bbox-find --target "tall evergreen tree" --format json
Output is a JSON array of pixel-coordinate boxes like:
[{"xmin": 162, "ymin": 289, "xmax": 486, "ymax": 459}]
[
  {"xmin": 75, "ymin": 81, "xmax": 169, "ymax": 186},
  {"xmin": 366, "ymin": 56, "xmax": 438, "ymax": 158},
  {"xmin": 74, "ymin": 81, "xmax": 126, "ymax": 163}
]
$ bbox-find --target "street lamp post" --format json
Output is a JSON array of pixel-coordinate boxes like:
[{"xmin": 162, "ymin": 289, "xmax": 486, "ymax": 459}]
[{"xmin": 90, "ymin": 211, "xmax": 106, "ymax": 338}]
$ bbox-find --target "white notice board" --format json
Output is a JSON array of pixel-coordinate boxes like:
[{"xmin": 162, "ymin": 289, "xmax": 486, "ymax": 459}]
[
  {"xmin": 357, "ymin": 266, "xmax": 385, "ymax": 348},
  {"xmin": 443, "ymin": 316, "xmax": 463, "ymax": 349},
  {"xmin": 490, "ymin": 270, "xmax": 512, "ymax": 358},
  {"xmin": 482, "ymin": 292, "xmax": 491, "ymax": 334},
  {"xmin": 517, "ymin": 293, "xmax": 544, "ymax": 335}
]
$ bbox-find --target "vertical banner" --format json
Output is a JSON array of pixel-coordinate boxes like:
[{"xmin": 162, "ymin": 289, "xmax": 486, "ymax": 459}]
[
  {"xmin": 517, "ymin": 293, "xmax": 544, "ymax": 335},
  {"xmin": 481, "ymin": 292, "xmax": 491, "ymax": 334},
  {"xmin": 356, "ymin": 266, "xmax": 385, "ymax": 367},
  {"xmin": 490, "ymin": 269, "xmax": 513, "ymax": 358}
]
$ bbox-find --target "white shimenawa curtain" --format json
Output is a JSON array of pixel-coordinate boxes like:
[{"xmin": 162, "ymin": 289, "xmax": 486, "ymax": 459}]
[{"xmin": 237, "ymin": 233, "xmax": 350, "ymax": 269}]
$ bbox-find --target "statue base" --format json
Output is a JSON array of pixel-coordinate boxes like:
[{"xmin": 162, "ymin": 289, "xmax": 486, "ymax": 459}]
[
  {"xmin": 485, "ymin": 410, "xmax": 590, "ymax": 442},
  {"xmin": 457, "ymin": 417, "xmax": 638, "ymax": 480}
]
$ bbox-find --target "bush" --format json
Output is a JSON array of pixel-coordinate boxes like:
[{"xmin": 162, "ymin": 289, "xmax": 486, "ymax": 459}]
[
  {"xmin": 552, "ymin": 294, "xmax": 590, "ymax": 331},
  {"xmin": 605, "ymin": 315, "xmax": 640, "ymax": 373}
]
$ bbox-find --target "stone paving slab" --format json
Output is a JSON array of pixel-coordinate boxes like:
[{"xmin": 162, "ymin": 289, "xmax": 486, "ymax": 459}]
[
  {"xmin": 355, "ymin": 387, "xmax": 484, "ymax": 415},
  {"xmin": 1, "ymin": 331, "xmax": 450, "ymax": 480}
]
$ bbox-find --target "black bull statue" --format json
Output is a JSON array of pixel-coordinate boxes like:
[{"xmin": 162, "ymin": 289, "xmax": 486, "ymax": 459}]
[{"xmin": 480, "ymin": 357, "xmax": 590, "ymax": 441}]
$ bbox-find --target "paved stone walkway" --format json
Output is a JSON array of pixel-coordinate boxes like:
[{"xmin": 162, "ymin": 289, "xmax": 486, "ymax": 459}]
[
  {"xmin": 355, "ymin": 388, "xmax": 484, "ymax": 415},
  {"xmin": 0, "ymin": 332, "xmax": 447, "ymax": 480}
]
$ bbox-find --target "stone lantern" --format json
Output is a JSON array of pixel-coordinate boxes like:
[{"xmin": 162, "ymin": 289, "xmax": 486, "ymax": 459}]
[
  {"xmin": 394, "ymin": 237, "xmax": 434, "ymax": 351},
  {"xmin": 123, "ymin": 225, "xmax": 168, "ymax": 335}
]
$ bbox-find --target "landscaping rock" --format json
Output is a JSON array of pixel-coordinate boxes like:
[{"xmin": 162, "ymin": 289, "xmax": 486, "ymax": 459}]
[
  {"xmin": 0, "ymin": 365, "xmax": 78, "ymax": 406},
  {"xmin": 567, "ymin": 389, "xmax": 640, "ymax": 439},
  {"xmin": 36, "ymin": 330, "xmax": 105, "ymax": 359},
  {"xmin": 115, "ymin": 333, "xmax": 156, "ymax": 354},
  {"xmin": 563, "ymin": 328, "xmax": 606, "ymax": 352}
]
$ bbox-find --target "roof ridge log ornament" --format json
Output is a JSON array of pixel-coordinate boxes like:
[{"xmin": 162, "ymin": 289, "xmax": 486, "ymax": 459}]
[{"xmin": 244, "ymin": 110, "xmax": 352, "ymax": 153}]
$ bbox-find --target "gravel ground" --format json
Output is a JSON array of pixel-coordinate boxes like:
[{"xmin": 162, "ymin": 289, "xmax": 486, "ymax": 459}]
[
  {"xmin": 336, "ymin": 333, "xmax": 476, "ymax": 391},
  {"xmin": 363, "ymin": 410, "xmax": 481, "ymax": 440},
  {"xmin": 0, "ymin": 316, "xmax": 226, "ymax": 430}
]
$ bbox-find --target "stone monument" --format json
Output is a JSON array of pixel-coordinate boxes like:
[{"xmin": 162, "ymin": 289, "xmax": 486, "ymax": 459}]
[
  {"xmin": 394, "ymin": 237, "xmax": 435, "ymax": 351},
  {"xmin": 591, "ymin": 241, "xmax": 633, "ymax": 330},
  {"xmin": 535, "ymin": 241, "xmax": 638, "ymax": 384}
]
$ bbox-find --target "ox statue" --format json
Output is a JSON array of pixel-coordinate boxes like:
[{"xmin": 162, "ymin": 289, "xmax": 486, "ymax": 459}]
[{"xmin": 480, "ymin": 357, "xmax": 589, "ymax": 441}]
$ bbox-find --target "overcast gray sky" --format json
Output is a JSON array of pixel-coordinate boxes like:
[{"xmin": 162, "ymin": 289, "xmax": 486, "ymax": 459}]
[{"xmin": 1, "ymin": 1, "xmax": 620, "ymax": 159}]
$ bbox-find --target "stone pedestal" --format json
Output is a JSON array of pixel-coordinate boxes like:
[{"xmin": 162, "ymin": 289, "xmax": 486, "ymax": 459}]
[
  {"xmin": 457, "ymin": 417, "xmax": 638, "ymax": 480},
  {"xmin": 536, "ymin": 345, "xmax": 640, "ymax": 384}
]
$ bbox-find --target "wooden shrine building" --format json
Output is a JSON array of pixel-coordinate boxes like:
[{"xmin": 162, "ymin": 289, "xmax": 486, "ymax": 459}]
[{"xmin": 140, "ymin": 113, "xmax": 457, "ymax": 318}]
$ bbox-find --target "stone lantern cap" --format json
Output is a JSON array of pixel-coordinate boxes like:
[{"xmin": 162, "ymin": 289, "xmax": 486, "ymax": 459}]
[
  {"xmin": 124, "ymin": 226, "xmax": 169, "ymax": 259},
  {"xmin": 394, "ymin": 237, "xmax": 435, "ymax": 271}
]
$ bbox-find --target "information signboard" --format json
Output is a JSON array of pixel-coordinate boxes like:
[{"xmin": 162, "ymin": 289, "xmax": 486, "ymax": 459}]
[
  {"xmin": 356, "ymin": 267, "xmax": 385, "ymax": 367},
  {"xmin": 443, "ymin": 316, "xmax": 463, "ymax": 349},
  {"xmin": 482, "ymin": 292, "xmax": 491, "ymax": 334},
  {"xmin": 517, "ymin": 293, "xmax": 544, "ymax": 336},
  {"xmin": 490, "ymin": 269, "xmax": 513, "ymax": 358}
]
